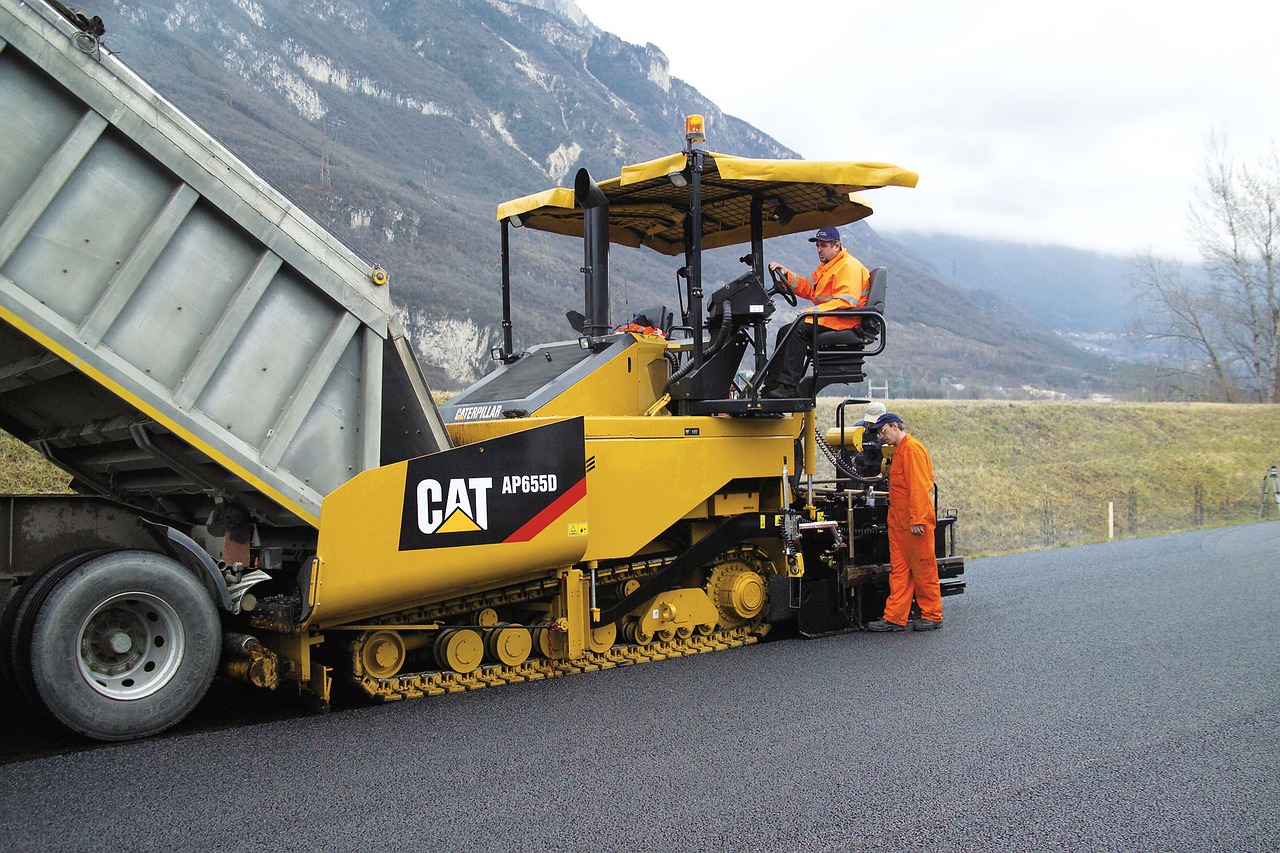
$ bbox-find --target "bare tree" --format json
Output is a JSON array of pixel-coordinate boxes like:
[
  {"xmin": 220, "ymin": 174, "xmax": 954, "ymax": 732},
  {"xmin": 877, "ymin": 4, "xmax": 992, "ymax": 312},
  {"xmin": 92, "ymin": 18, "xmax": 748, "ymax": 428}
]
[
  {"xmin": 1131, "ymin": 133, "xmax": 1280, "ymax": 402},
  {"xmin": 1130, "ymin": 251, "xmax": 1238, "ymax": 399}
]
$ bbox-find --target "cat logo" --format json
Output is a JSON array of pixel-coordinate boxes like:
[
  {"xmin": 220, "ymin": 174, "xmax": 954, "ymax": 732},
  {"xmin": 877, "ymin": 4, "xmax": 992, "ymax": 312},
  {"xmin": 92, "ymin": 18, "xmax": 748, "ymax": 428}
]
[
  {"xmin": 397, "ymin": 417, "xmax": 587, "ymax": 552},
  {"xmin": 416, "ymin": 477, "xmax": 492, "ymax": 534}
]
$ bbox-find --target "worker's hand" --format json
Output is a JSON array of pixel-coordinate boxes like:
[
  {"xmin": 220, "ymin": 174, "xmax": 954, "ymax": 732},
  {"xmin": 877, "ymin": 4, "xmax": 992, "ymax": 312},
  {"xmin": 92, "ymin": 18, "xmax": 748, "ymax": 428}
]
[
  {"xmin": 910, "ymin": 523, "xmax": 925, "ymax": 536},
  {"xmin": 768, "ymin": 261, "xmax": 789, "ymax": 276}
]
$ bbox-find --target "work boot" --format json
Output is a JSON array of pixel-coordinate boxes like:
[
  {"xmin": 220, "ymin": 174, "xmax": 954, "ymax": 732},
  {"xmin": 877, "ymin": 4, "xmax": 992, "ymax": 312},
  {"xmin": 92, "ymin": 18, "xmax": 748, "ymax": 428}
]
[
  {"xmin": 763, "ymin": 384, "xmax": 798, "ymax": 399},
  {"xmin": 866, "ymin": 618, "xmax": 907, "ymax": 632},
  {"xmin": 911, "ymin": 618, "xmax": 943, "ymax": 632}
]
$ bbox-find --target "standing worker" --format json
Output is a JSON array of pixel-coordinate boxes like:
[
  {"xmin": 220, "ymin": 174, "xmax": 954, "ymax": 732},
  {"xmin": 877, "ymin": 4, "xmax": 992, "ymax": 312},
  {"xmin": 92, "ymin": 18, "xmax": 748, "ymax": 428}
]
[
  {"xmin": 761, "ymin": 226, "xmax": 872, "ymax": 398},
  {"xmin": 865, "ymin": 413, "xmax": 943, "ymax": 632}
]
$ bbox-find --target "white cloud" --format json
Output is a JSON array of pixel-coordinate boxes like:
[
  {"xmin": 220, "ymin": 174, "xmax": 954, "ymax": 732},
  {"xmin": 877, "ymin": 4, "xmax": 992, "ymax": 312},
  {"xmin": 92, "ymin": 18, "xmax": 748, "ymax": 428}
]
[{"xmin": 573, "ymin": 0, "xmax": 1280, "ymax": 259}]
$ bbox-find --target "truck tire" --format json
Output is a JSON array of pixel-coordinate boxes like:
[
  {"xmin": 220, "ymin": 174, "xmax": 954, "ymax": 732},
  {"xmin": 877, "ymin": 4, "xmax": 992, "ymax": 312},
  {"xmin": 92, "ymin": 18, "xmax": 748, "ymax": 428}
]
[
  {"xmin": 28, "ymin": 550, "xmax": 221, "ymax": 741},
  {"xmin": 1, "ymin": 551, "xmax": 103, "ymax": 711}
]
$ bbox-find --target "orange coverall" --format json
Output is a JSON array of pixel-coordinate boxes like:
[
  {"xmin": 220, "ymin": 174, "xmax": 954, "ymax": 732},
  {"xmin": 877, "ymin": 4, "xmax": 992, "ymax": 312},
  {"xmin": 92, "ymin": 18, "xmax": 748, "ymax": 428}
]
[
  {"xmin": 784, "ymin": 249, "xmax": 871, "ymax": 330},
  {"xmin": 883, "ymin": 432, "xmax": 942, "ymax": 625}
]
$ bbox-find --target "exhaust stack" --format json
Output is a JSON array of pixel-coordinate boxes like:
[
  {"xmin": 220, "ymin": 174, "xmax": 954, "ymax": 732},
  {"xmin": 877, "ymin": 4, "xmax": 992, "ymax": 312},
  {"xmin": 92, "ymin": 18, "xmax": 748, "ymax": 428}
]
[{"xmin": 575, "ymin": 168, "xmax": 610, "ymax": 335}]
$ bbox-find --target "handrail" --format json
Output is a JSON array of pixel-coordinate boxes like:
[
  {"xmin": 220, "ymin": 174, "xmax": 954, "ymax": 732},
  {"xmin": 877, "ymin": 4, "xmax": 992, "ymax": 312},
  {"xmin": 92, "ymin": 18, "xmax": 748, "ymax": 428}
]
[{"xmin": 745, "ymin": 307, "xmax": 886, "ymax": 396}]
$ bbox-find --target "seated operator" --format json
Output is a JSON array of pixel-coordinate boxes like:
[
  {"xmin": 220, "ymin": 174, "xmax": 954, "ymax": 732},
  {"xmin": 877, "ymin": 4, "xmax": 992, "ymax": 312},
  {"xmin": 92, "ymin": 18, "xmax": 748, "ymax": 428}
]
[{"xmin": 761, "ymin": 225, "xmax": 872, "ymax": 398}]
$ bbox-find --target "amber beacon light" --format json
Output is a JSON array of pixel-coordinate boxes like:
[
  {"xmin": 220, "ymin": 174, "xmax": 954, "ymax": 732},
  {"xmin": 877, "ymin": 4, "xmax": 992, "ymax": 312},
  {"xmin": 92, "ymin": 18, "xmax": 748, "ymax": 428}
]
[{"xmin": 685, "ymin": 114, "xmax": 705, "ymax": 145}]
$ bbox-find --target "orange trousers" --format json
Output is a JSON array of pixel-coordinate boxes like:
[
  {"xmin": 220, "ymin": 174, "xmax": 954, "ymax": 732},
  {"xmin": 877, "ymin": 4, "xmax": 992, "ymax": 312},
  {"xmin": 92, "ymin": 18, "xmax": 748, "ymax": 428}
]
[{"xmin": 883, "ymin": 523, "xmax": 942, "ymax": 625}]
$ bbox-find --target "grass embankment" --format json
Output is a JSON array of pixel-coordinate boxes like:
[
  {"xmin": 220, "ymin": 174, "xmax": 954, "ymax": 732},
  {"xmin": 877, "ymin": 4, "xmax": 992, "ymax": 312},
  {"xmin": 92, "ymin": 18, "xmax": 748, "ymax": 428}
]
[
  {"xmin": 0, "ymin": 434, "xmax": 71, "ymax": 494},
  {"xmin": 4, "ymin": 402, "xmax": 1278, "ymax": 558},
  {"xmin": 817, "ymin": 400, "xmax": 1280, "ymax": 557}
]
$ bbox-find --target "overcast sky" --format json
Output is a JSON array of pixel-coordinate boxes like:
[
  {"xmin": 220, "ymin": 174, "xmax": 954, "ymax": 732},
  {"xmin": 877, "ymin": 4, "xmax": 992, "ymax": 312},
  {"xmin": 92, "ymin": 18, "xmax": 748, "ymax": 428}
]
[{"xmin": 572, "ymin": 0, "xmax": 1280, "ymax": 260}]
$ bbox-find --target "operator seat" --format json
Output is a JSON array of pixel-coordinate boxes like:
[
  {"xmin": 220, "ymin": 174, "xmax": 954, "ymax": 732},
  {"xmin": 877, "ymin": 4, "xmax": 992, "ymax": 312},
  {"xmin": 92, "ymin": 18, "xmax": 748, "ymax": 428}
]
[
  {"xmin": 629, "ymin": 305, "xmax": 674, "ymax": 335},
  {"xmin": 798, "ymin": 267, "xmax": 887, "ymax": 397}
]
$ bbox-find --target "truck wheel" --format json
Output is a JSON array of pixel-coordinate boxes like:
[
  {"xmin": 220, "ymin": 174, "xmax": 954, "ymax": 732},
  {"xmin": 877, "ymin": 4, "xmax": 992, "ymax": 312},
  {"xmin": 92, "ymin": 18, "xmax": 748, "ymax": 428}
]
[
  {"xmin": 1, "ymin": 551, "xmax": 102, "ymax": 711},
  {"xmin": 28, "ymin": 550, "xmax": 221, "ymax": 741}
]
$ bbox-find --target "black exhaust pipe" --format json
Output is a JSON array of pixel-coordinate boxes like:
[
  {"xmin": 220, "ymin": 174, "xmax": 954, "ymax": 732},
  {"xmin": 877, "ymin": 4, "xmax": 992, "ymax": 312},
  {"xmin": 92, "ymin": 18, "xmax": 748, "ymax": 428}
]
[{"xmin": 575, "ymin": 168, "xmax": 609, "ymax": 335}]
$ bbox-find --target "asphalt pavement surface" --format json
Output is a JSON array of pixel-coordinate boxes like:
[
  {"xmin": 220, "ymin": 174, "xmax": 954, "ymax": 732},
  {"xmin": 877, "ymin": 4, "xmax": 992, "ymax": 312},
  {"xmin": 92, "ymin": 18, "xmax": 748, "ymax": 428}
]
[{"xmin": 2, "ymin": 521, "xmax": 1278, "ymax": 852}]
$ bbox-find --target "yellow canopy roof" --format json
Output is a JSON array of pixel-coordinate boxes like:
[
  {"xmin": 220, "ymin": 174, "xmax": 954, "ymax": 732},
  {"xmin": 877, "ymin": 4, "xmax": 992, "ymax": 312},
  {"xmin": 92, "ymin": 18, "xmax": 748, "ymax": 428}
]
[{"xmin": 496, "ymin": 152, "xmax": 918, "ymax": 256}]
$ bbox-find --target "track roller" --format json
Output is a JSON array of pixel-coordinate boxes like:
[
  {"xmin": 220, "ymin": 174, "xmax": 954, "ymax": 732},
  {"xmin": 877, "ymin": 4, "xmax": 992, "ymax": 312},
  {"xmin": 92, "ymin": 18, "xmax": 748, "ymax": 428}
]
[
  {"xmin": 484, "ymin": 624, "xmax": 532, "ymax": 666},
  {"xmin": 358, "ymin": 630, "xmax": 407, "ymax": 679},
  {"xmin": 435, "ymin": 628, "xmax": 484, "ymax": 674},
  {"xmin": 626, "ymin": 619, "xmax": 654, "ymax": 645}
]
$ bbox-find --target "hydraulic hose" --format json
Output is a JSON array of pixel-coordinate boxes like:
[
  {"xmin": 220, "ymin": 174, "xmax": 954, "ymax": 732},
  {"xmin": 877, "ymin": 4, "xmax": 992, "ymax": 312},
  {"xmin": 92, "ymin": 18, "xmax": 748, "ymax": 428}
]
[{"xmin": 663, "ymin": 304, "xmax": 734, "ymax": 393}]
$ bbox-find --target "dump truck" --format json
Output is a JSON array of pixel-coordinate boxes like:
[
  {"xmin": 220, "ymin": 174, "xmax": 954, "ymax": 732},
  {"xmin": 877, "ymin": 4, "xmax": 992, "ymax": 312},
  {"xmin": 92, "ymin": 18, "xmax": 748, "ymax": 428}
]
[{"xmin": 0, "ymin": 0, "xmax": 964, "ymax": 741}]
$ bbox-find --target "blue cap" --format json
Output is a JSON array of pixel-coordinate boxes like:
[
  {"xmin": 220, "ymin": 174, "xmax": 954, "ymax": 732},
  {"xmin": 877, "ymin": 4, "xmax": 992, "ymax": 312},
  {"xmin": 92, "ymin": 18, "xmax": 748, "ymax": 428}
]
[
  {"xmin": 808, "ymin": 225, "xmax": 841, "ymax": 243},
  {"xmin": 868, "ymin": 413, "xmax": 903, "ymax": 430}
]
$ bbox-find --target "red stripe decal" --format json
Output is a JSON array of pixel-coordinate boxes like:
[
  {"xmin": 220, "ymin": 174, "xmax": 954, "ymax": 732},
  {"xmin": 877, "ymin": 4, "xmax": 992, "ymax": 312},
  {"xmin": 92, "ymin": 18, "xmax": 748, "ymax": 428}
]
[{"xmin": 504, "ymin": 477, "xmax": 587, "ymax": 543}]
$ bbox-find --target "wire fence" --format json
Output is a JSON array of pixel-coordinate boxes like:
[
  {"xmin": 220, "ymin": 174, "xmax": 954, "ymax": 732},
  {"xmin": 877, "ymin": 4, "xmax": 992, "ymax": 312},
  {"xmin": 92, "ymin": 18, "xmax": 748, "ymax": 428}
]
[{"xmin": 1025, "ymin": 467, "xmax": 1279, "ymax": 552}]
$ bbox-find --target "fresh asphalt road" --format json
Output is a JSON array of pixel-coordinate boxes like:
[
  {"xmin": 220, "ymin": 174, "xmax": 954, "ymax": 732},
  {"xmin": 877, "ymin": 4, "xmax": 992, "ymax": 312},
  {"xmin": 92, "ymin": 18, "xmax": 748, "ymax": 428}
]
[{"xmin": 2, "ymin": 522, "xmax": 1278, "ymax": 852}]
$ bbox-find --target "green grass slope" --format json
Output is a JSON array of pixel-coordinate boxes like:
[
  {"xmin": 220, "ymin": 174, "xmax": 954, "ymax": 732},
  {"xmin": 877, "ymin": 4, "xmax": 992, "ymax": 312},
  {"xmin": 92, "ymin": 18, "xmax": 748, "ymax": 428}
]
[
  {"xmin": 0, "ymin": 434, "xmax": 72, "ymax": 494},
  {"xmin": 817, "ymin": 400, "xmax": 1280, "ymax": 556},
  {"xmin": 5, "ymin": 401, "xmax": 1278, "ymax": 557}
]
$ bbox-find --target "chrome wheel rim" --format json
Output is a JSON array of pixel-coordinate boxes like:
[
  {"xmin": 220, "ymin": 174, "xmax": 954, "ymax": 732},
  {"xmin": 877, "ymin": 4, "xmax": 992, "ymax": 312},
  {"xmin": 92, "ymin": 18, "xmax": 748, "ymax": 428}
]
[{"xmin": 76, "ymin": 592, "xmax": 185, "ymax": 700}]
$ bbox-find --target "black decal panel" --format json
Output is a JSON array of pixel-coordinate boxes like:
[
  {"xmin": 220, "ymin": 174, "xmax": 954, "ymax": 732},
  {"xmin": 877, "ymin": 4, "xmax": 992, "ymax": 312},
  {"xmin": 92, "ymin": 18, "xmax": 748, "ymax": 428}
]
[{"xmin": 398, "ymin": 419, "xmax": 586, "ymax": 551}]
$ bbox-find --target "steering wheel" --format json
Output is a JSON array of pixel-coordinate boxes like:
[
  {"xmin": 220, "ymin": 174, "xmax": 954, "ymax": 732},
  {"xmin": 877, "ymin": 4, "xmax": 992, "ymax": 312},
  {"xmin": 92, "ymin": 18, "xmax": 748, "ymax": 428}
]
[{"xmin": 768, "ymin": 265, "xmax": 798, "ymax": 306}]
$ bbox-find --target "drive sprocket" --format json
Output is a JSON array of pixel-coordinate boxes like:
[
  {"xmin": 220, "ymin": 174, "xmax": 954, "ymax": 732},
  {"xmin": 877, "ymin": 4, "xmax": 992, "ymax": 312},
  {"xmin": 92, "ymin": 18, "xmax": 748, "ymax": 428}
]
[{"xmin": 705, "ymin": 548, "xmax": 772, "ymax": 628}]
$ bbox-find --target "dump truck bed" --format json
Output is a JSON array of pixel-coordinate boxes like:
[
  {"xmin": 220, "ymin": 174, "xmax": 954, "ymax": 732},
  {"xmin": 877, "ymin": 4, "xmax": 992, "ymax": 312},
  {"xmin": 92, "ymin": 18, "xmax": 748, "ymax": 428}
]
[{"xmin": 0, "ymin": 0, "xmax": 448, "ymax": 529}]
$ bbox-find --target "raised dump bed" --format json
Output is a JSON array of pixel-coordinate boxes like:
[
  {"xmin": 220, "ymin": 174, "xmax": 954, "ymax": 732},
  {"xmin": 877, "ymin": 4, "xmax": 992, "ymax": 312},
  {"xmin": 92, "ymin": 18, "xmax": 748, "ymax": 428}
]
[{"xmin": 0, "ymin": 0, "xmax": 449, "ymax": 531}]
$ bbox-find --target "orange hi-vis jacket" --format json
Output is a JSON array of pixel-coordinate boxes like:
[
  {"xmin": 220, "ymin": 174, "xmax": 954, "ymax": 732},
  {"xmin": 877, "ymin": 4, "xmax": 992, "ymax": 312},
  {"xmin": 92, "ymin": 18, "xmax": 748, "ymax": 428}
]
[
  {"xmin": 784, "ymin": 248, "xmax": 871, "ymax": 331},
  {"xmin": 887, "ymin": 433, "xmax": 936, "ymax": 532},
  {"xmin": 615, "ymin": 322, "xmax": 666, "ymax": 339}
]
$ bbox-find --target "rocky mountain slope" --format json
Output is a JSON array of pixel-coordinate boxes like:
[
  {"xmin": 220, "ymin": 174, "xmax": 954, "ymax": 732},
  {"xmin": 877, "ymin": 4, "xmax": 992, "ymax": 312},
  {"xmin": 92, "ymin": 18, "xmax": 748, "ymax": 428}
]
[{"xmin": 80, "ymin": 0, "xmax": 1112, "ymax": 396}]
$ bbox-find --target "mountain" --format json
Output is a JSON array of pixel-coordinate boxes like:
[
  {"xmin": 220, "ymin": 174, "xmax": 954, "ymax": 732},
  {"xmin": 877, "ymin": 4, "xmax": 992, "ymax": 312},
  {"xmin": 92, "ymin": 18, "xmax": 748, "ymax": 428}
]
[
  {"xmin": 885, "ymin": 231, "xmax": 1141, "ymax": 334},
  {"xmin": 79, "ymin": 0, "xmax": 1115, "ymax": 397}
]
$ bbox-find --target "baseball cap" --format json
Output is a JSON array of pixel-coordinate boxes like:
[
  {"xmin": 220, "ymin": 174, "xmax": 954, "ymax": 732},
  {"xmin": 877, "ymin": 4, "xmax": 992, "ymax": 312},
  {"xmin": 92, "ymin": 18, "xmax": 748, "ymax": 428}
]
[
  {"xmin": 808, "ymin": 225, "xmax": 841, "ymax": 243},
  {"xmin": 859, "ymin": 401, "xmax": 886, "ymax": 425},
  {"xmin": 868, "ymin": 413, "xmax": 903, "ymax": 430}
]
